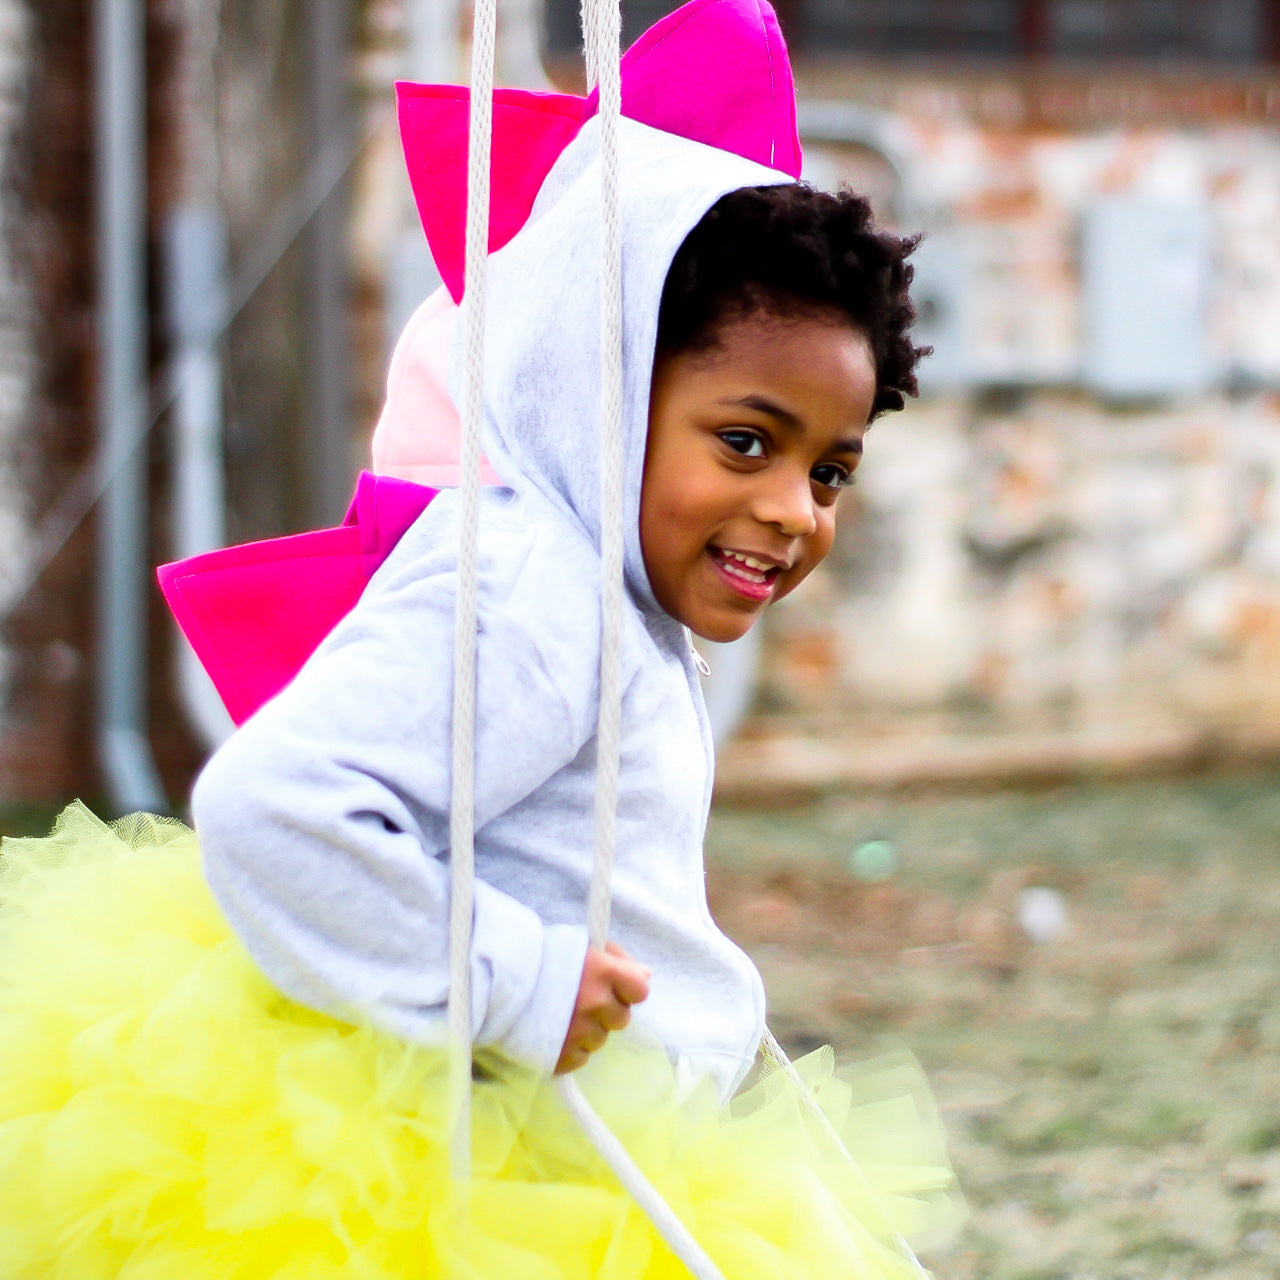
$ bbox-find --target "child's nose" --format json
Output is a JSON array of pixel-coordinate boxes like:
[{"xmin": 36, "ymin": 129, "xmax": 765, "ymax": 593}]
[{"xmin": 753, "ymin": 471, "xmax": 817, "ymax": 539}]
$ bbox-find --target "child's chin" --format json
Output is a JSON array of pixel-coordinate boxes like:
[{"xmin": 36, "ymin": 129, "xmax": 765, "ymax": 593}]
[{"xmin": 689, "ymin": 612, "xmax": 759, "ymax": 645}]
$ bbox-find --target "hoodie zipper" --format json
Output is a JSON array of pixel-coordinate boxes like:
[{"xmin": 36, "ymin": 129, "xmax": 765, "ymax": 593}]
[{"xmin": 684, "ymin": 627, "xmax": 711, "ymax": 677}]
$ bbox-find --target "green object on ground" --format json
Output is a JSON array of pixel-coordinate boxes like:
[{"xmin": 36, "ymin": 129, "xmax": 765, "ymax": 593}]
[{"xmin": 849, "ymin": 837, "xmax": 897, "ymax": 881}]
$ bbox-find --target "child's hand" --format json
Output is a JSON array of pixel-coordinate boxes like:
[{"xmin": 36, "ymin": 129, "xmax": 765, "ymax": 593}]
[{"xmin": 555, "ymin": 942, "xmax": 650, "ymax": 1074}]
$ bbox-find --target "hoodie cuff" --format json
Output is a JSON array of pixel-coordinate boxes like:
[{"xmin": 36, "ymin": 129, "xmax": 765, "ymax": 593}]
[{"xmin": 493, "ymin": 922, "xmax": 590, "ymax": 1073}]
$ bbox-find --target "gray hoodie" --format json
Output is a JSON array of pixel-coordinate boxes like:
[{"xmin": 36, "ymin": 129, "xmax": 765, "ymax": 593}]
[{"xmin": 193, "ymin": 117, "xmax": 789, "ymax": 1098}]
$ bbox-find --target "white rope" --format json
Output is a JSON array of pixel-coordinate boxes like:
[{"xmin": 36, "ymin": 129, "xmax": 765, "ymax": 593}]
[
  {"xmin": 555, "ymin": 1075, "xmax": 727, "ymax": 1280},
  {"xmin": 447, "ymin": 0, "xmax": 497, "ymax": 1184},
  {"xmin": 585, "ymin": 0, "xmax": 624, "ymax": 950},
  {"xmin": 556, "ymin": 5, "xmax": 729, "ymax": 1279},
  {"xmin": 759, "ymin": 1027, "xmax": 932, "ymax": 1279}
]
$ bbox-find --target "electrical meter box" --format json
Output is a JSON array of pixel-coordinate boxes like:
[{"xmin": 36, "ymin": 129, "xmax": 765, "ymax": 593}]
[
  {"xmin": 908, "ymin": 227, "xmax": 972, "ymax": 393},
  {"xmin": 1082, "ymin": 197, "xmax": 1211, "ymax": 400}
]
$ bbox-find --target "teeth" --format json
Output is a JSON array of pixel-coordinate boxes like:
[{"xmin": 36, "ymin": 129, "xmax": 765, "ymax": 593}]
[{"xmin": 717, "ymin": 550, "xmax": 772, "ymax": 584}]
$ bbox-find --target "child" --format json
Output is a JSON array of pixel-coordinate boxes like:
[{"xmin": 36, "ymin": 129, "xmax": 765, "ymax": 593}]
[
  {"xmin": 192, "ymin": 170, "xmax": 918, "ymax": 1095},
  {"xmin": 0, "ymin": 2, "xmax": 959, "ymax": 1273}
]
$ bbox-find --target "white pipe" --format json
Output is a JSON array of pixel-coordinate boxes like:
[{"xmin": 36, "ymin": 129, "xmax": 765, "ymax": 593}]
[
  {"xmin": 163, "ymin": 206, "xmax": 234, "ymax": 750},
  {"xmin": 796, "ymin": 100, "xmax": 919, "ymax": 223},
  {"xmin": 384, "ymin": 0, "xmax": 463, "ymax": 351},
  {"xmin": 497, "ymin": 0, "xmax": 552, "ymax": 88},
  {"xmin": 93, "ymin": 0, "xmax": 166, "ymax": 814},
  {"xmin": 407, "ymin": 0, "xmax": 461, "ymax": 79}
]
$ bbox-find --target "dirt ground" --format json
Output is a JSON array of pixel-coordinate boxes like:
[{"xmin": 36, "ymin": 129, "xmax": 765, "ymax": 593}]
[{"xmin": 705, "ymin": 772, "xmax": 1280, "ymax": 1280}]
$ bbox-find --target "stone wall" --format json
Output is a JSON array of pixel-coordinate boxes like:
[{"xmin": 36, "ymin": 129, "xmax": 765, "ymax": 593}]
[{"xmin": 746, "ymin": 83, "xmax": 1280, "ymax": 780}]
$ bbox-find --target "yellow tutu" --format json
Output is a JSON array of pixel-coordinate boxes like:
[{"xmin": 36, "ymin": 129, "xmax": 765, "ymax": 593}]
[{"xmin": 0, "ymin": 803, "xmax": 962, "ymax": 1279}]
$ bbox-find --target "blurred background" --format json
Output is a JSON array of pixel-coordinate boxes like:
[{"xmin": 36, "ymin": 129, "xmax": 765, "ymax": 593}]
[{"xmin": 1, "ymin": 2, "xmax": 1278, "ymax": 1276}]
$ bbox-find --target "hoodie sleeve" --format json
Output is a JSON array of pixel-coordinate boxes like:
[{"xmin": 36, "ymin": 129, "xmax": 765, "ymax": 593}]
[{"xmin": 191, "ymin": 510, "xmax": 594, "ymax": 1074}]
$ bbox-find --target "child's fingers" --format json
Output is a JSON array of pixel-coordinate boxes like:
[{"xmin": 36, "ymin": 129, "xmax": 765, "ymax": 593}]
[
  {"xmin": 556, "ymin": 1044, "xmax": 590, "ymax": 1073},
  {"xmin": 577, "ymin": 1015, "xmax": 610, "ymax": 1052},
  {"xmin": 597, "ymin": 1000, "xmax": 632, "ymax": 1033},
  {"xmin": 554, "ymin": 1009, "xmax": 610, "ymax": 1074},
  {"xmin": 554, "ymin": 944, "xmax": 650, "ymax": 1074},
  {"xmin": 601, "ymin": 942, "xmax": 651, "ymax": 1006},
  {"xmin": 604, "ymin": 940, "xmax": 652, "ymax": 974},
  {"xmin": 608, "ymin": 960, "xmax": 650, "ymax": 1007}
]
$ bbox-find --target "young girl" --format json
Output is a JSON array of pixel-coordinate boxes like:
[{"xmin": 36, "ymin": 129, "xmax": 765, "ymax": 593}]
[{"xmin": 0, "ymin": 2, "xmax": 960, "ymax": 1273}]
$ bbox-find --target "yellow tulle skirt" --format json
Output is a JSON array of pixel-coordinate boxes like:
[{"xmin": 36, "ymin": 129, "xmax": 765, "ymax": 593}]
[{"xmin": 0, "ymin": 803, "xmax": 962, "ymax": 1279}]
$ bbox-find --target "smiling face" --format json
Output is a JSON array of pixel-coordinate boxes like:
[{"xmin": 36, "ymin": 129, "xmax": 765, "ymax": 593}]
[{"xmin": 640, "ymin": 309, "xmax": 878, "ymax": 643}]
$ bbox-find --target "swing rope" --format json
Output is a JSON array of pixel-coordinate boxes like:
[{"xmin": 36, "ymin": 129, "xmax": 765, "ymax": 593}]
[
  {"xmin": 448, "ymin": 0, "xmax": 497, "ymax": 1182},
  {"xmin": 548, "ymin": 4, "xmax": 731, "ymax": 1276},
  {"xmin": 583, "ymin": 0, "xmax": 625, "ymax": 950},
  {"xmin": 448, "ymin": 4, "xmax": 929, "ymax": 1276}
]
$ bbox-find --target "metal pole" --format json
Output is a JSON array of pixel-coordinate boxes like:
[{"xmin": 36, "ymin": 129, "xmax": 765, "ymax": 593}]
[
  {"xmin": 302, "ymin": 0, "xmax": 353, "ymax": 526},
  {"xmin": 93, "ymin": 0, "xmax": 167, "ymax": 814}
]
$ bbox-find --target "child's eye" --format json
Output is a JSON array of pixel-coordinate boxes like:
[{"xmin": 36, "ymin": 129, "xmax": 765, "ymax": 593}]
[
  {"xmin": 811, "ymin": 463, "xmax": 854, "ymax": 491},
  {"xmin": 719, "ymin": 430, "xmax": 766, "ymax": 459}
]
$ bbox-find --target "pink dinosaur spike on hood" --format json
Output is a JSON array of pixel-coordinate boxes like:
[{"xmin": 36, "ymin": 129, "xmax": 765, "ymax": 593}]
[
  {"xmin": 585, "ymin": 0, "xmax": 802, "ymax": 180},
  {"xmin": 396, "ymin": 0, "xmax": 802, "ymax": 304}
]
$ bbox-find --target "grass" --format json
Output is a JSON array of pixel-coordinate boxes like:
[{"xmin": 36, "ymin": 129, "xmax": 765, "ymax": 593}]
[{"xmin": 705, "ymin": 770, "xmax": 1280, "ymax": 1280}]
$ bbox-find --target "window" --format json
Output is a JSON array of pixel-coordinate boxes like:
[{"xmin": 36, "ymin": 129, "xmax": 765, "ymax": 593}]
[
  {"xmin": 543, "ymin": 0, "xmax": 1278, "ymax": 66},
  {"xmin": 1045, "ymin": 0, "xmax": 1271, "ymax": 63},
  {"xmin": 805, "ymin": 0, "xmax": 1023, "ymax": 57},
  {"xmin": 805, "ymin": 0, "xmax": 1275, "ymax": 62}
]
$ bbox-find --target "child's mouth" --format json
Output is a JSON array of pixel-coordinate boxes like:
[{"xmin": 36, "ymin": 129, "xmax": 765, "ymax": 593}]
[{"xmin": 708, "ymin": 547, "xmax": 782, "ymax": 602}]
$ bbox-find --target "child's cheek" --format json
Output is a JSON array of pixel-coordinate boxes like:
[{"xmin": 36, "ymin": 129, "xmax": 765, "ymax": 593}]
[
  {"xmin": 772, "ymin": 509, "xmax": 838, "ymax": 602},
  {"xmin": 809, "ymin": 509, "xmax": 838, "ymax": 570}
]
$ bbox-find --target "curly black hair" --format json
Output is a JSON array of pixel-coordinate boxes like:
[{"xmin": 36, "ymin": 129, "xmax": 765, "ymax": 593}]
[{"xmin": 655, "ymin": 185, "xmax": 928, "ymax": 421}]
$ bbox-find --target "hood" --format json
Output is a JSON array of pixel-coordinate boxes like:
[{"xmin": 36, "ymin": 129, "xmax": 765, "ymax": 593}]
[{"xmin": 466, "ymin": 117, "xmax": 790, "ymax": 610}]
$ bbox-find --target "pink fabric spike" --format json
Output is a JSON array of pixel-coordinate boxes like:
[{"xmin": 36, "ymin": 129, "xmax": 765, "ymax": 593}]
[
  {"xmin": 586, "ymin": 0, "xmax": 802, "ymax": 180},
  {"xmin": 158, "ymin": 473, "xmax": 438, "ymax": 724},
  {"xmin": 397, "ymin": 0, "xmax": 801, "ymax": 302},
  {"xmin": 397, "ymin": 85, "xmax": 586, "ymax": 304},
  {"xmin": 371, "ymin": 285, "xmax": 500, "ymax": 487}
]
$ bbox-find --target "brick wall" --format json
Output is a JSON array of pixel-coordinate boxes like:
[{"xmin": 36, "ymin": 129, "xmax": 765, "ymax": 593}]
[
  {"xmin": 0, "ymin": 0, "xmax": 99, "ymax": 810},
  {"xmin": 0, "ymin": 0, "xmax": 31, "ymax": 751}
]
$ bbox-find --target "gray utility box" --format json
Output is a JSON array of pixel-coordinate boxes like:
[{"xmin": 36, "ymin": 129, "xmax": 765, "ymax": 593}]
[
  {"xmin": 908, "ymin": 227, "xmax": 972, "ymax": 394},
  {"xmin": 1082, "ymin": 196, "xmax": 1212, "ymax": 401}
]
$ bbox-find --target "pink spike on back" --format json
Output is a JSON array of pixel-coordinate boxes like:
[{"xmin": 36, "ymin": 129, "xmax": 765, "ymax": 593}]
[
  {"xmin": 397, "ymin": 85, "xmax": 586, "ymax": 303},
  {"xmin": 158, "ymin": 474, "xmax": 438, "ymax": 724},
  {"xmin": 586, "ymin": 0, "xmax": 802, "ymax": 179}
]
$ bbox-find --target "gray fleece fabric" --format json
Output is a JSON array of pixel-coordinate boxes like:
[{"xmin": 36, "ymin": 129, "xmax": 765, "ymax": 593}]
[{"xmin": 193, "ymin": 118, "xmax": 790, "ymax": 1098}]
